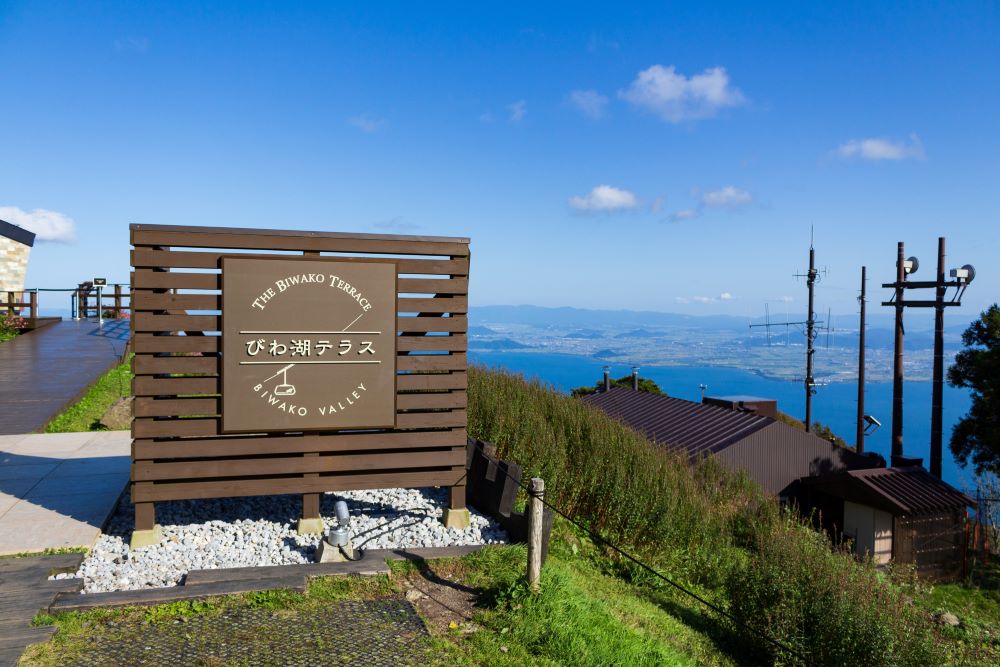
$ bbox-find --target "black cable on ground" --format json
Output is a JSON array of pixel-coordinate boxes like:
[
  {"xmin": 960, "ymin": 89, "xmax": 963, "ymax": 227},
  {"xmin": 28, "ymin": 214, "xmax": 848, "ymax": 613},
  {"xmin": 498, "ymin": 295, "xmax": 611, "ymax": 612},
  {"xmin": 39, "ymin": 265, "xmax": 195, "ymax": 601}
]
[{"xmin": 475, "ymin": 442, "xmax": 811, "ymax": 665}]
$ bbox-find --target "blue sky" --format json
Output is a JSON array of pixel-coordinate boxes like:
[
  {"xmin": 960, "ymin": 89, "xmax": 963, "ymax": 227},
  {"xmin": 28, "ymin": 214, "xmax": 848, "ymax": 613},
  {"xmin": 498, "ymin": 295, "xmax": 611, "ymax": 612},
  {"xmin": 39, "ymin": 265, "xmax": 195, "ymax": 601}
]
[{"xmin": 2, "ymin": 1, "xmax": 998, "ymax": 320}]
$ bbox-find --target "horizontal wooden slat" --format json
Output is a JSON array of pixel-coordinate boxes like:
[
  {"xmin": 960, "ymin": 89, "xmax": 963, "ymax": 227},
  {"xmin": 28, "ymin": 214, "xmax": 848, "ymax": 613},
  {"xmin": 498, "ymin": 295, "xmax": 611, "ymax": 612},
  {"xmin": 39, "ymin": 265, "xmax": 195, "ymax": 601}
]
[
  {"xmin": 397, "ymin": 278, "xmax": 468, "ymax": 294},
  {"xmin": 133, "ymin": 429, "xmax": 466, "ymax": 459},
  {"xmin": 133, "ymin": 313, "xmax": 218, "ymax": 332},
  {"xmin": 395, "ymin": 335, "xmax": 465, "ymax": 352},
  {"xmin": 135, "ymin": 392, "xmax": 465, "ymax": 417},
  {"xmin": 133, "ymin": 313, "xmax": 468, "ymax": 334},
  {"xmin": 397, "ymin": 297, "xmax": 467, "ymax": 314},
  {"xmin": 133, "ymin": 355, "xmax": 217, "ymax": 375},
  {"xmin": 131, "ymin": 250, "xmax": 469, "ymax": 275},
  {"xmin": 131, "ymin": 228, "xmax": 469, "ymax": 257},
  {"xmin": 133, "ymin": 372, "xmax": 468, "ymax": 396},
  {"xmin": 132, "ymin": 410, "xmax": 467, "ymax": 438},
  {"xmin": 397, "ymin": 316, "xmax": 467, "ymax": 333},
  {"xmin": 132, "ymin": 448, "xmax": 466, "ymax": 481},
  {"xmin": 397, "ymin": 354, "xmax": 466, "ymax": 372},
  {"xmin": 133, "ymin": 397, "xmax": 219, "ymax": 417},
  {"xmin": 132, "ymin": 273, "xmax": 470, "ymax": 295},
  {"xmin": 132, "ymin": 467, "xmax": 466, "ymax": 502},
  {"xmin": 132, "ymin": 271, "xmax": 219, "ymax": 290},
  {"xmin": 133, "ymin": 334, "xmax": 219, "ymax": 354},
  {"xmin": 396, "ymin": 392, "xmax": 466, "ymax": 410},
  {"xmin": 397, "ymin": 372, "xmax": 467, "ymax": 391},
  {"xmin": 132, "ymin": 292, "xmax": 219, "ymax": 311},
  {"xmin": 133, "ymin": 376, "xmax": 219, "ymax": 396}
]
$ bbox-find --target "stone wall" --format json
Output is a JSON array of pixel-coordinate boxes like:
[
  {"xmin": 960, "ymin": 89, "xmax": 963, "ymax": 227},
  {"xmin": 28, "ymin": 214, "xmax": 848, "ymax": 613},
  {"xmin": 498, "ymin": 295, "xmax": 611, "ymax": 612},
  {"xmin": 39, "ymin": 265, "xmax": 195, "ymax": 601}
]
[{"xmin": 0, "ymin": 236, "xmax": 32, "ymax": 293}]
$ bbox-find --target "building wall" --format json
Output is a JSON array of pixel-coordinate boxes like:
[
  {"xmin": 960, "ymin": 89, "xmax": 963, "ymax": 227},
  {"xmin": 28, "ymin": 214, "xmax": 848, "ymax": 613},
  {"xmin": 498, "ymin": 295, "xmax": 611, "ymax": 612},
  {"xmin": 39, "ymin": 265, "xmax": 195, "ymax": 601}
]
[
  {"xmin": 0, "ymin": 236, "xmax": 31, "ymax": 292},
  {"xmin": 718, "ymin": 422, "xmax": 876, "ymax": 495}
]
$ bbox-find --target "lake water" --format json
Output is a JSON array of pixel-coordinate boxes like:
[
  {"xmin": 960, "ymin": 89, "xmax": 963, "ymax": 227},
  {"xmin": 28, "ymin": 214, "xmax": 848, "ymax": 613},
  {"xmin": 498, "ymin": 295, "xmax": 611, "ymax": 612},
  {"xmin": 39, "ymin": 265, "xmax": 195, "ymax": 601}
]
[{"xmin": 470, "ymin": 351, "xmax": 977, "ymax": 493}]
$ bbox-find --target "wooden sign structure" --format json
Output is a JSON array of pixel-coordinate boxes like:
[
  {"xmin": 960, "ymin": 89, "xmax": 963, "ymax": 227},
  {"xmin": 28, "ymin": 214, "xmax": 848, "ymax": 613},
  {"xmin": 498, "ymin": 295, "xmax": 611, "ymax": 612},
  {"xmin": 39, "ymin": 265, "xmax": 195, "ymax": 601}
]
[{"xmin": 129, "ymin": 224, "xmax": 470, "ymax": 546}]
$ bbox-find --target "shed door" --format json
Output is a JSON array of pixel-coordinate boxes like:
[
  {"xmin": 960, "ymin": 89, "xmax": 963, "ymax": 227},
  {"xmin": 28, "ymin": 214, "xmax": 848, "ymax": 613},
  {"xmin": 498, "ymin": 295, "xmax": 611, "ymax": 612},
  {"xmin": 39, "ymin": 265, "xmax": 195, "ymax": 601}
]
[{"xmin": 844, "ymin": 501, "xmax": 894, "ymax": 565}]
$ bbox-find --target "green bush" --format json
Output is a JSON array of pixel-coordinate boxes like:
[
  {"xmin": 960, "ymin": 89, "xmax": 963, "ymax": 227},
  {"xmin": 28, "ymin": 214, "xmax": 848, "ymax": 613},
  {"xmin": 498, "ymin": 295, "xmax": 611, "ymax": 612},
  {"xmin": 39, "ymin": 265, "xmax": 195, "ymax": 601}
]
[{"xmin": 468, "ymin": 365, "xmax": 942, "ymax": 665}]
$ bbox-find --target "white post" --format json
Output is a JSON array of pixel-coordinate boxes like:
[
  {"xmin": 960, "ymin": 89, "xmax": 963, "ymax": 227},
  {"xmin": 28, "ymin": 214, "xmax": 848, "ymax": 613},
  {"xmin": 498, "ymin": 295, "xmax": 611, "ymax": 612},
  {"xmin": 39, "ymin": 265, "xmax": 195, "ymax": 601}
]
[
  {"xmin": 527, "ymin": 477, "xmax": 544, "ymax": 593},
  {"xmin": 97, "ymin": 285, "xmax": 103, "ymax": 326}
]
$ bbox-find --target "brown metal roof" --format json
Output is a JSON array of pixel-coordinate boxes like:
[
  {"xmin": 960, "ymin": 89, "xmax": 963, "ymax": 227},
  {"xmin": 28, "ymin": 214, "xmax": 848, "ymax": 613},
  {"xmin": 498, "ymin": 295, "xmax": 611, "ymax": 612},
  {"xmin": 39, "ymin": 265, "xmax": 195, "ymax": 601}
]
[
  {"xmin": 580, "ymin": 387, "xmax": 772, "ymax": 460},
  {"xmin": 808, "ymin": 466, "xmax": 974, "ymax": 515}
]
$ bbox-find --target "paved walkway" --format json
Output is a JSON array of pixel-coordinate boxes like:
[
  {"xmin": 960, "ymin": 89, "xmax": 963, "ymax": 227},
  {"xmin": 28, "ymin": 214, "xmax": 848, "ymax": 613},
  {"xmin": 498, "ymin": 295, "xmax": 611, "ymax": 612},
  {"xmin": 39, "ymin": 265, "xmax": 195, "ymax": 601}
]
[
  {"xmin": 0, "ymin": 432, "xmax": 131, "ymax": 555},
  {"xmin": 0, "ymin": 318, "xmax": 129, "ymax": 434}
]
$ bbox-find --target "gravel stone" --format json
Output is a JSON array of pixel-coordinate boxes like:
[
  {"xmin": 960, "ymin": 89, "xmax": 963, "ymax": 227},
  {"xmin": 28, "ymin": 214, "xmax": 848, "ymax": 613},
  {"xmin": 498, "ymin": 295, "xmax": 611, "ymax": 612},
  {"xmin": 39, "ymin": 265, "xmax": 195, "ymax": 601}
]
[{"xmin": 66, "ymin": 488, "xmax": 507, "ymax": 593}]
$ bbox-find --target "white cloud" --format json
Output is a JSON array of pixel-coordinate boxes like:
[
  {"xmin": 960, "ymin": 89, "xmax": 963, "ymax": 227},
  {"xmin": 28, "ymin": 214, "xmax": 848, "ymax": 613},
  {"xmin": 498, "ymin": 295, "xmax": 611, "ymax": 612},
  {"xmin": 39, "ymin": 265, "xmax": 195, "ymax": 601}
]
[
  {"xmin": 776, "ymin": 295, "xmax": 794, "ymax": 303},
  {"xmin": 0, "ymin": 206, "xmax": 77, "ymax": 243},
  {"xmin": 649, "ymin": 197, "xmax": 665, "ymax": 213},
  {"xmin": 568, "ymin": 185, "xmax": 640, "ymax": 213},
  {"xmin": 669, "ymin": 208, "xmax": 699, "ymax": 222},
  {"xmin": 508, "ymin": 100, "xmax": 527, "ymax": 123},
  {"xmin": 619, "ymin": 65, "xmax": 745, "ymax": 123},
  {"xmin": 347, "ymin": 114, "xmax": 386, "ymax": 133},
  {"xmin": 678, "ymin": 292, "xmax": 735, "ymax": 305},
  {"xmin": 478, "ymin": 112, "xmax": 495, "ymax": 124},
  {"xmin": 567, "ymin": 89, "xmax": 609, "ymax": 119},
  {"xmin": 835, "ymin": 134, "xmax": 925, "ymax": 161},
  {"xmin": 701, "ymin": 186, "xmax": 752, "ymax": 209},
  {"xmin": 114, "ymin": 37, "xmax": 149, "ymax": 53}
]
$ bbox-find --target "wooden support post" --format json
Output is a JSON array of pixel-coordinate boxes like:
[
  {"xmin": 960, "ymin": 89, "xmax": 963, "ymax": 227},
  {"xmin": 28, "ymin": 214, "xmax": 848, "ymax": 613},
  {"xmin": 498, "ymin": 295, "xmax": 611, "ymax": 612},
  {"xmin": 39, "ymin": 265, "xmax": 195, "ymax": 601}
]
[
  {"xmin": 29, "ymin": 290, "xmax": 37, "ymax": 328},
  {"xmin": 443, "ymin": 484, "xmax": 470, "ymax": 528},
  {"xmin": 527, "ymin": 477, "xmax": 544, "ymax": 593},
  {"xmin": 130, "ymin": 497, "xmax": 163, "ymax": 549},
  {"xmin": 6, "ymin": 291, "xmax": 13, "ymax": 317},
  {"xmin": 297, "ymin": 452, "xmax": 324, "ymax": 534},
  {"xmin": 114, "ymin": 284, "xmax": 122, "ymax": 317},
  {"xmin": 135, "ymin": 501, "xmax": 156, "ymax": 531}
]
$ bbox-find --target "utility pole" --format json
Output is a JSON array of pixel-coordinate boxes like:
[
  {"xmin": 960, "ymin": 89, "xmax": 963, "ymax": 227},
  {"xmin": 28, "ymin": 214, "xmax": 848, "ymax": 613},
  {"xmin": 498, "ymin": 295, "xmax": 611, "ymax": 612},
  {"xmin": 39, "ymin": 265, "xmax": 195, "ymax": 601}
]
[
  {"xmin": 856, "ymin": 266, "xmax": 867, "ymax": 453},
  {"xmin": 931, "ymin": 237, "xmax": 947, "ymax": 478},
  {"xmin": 891, "ymin": 242, "xmax": 906, "ymax": 460},
  {"xmin": 882, "ymin": 237, "xmax": 973, "ymax": 477},
  {"xmin": 804, "ymin": 244, "xmax": 818, "ymax": 433}
]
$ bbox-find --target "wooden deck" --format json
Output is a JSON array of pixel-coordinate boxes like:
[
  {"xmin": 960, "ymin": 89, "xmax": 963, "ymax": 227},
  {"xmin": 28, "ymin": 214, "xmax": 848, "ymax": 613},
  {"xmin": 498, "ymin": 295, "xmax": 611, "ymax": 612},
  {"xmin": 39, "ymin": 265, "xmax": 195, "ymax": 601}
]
[
  {"xmin": 0, "ymin": 319, "xmax": 129, "ymax": 434},
  {"xmin": 0, "ymin": 553, "xmax": 84, "ymax": 667}
]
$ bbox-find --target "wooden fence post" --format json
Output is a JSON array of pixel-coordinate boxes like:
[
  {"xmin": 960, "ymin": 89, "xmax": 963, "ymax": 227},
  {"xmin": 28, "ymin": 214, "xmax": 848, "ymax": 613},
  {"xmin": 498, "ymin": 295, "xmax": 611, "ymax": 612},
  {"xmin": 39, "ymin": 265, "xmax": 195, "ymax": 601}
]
[
  {"xmin": 6, "ymin": 291, "xmax": 13, "ymax": 317},
  {"xmin": 114, "ymin": 284, "xmax": 122, "ymax": 317},
  {"xmin": 29, "ymin": 290, "xmax": 37, "ymax": 328},
  {"xmin": 527, "ymin": 477, "xmax": 544, "ymax": 593}
]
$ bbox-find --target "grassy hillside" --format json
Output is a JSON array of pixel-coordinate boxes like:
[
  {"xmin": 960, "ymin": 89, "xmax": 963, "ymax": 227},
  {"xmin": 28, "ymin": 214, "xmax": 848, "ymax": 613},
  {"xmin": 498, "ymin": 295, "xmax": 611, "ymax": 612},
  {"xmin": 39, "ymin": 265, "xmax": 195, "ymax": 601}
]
[{"xmin": 469, "ymin": 365, "xmax": 946, "ymax": 665}]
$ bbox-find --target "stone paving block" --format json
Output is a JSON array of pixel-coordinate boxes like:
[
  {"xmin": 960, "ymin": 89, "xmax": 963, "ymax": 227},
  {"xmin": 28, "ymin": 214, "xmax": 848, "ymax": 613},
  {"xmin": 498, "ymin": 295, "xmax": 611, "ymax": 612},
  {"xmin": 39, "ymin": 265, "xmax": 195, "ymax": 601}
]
[
  {"xmin": 0, "ymin": 499, "xmax": 105, "ymax": 555},
  {"xmin": 0, "ymin": 479, "xmax": 40, "ymax": 499},
  {"xmin": 0, "ymin": 493, "xmax": 19, "ymax": 520},
  {"xmin": 47, "ymin": 457, "xmax": 130, "ymax": 478},
  {"xmin": 0, "ymin": 462, "xmax": 58, "ymax": 481}
]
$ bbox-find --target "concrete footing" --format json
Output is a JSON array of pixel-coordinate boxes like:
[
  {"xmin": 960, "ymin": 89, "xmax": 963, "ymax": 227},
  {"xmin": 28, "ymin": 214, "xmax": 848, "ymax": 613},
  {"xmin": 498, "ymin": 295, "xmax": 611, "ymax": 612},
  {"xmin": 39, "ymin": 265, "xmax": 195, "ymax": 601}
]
[
  {"xmin": 316, "ymin": 540, "xmax": 354, "ymax": 563},
  {"xmin": 442, "ymin": 508, "xmax": 471, "ymax": 529},
  {"xmin": 296, "ymin": 517, "xmax": 325, "ymax": 535},
  {"xmin": 129, "ymin": 525, "xmax": 163, "ymax": 550}
]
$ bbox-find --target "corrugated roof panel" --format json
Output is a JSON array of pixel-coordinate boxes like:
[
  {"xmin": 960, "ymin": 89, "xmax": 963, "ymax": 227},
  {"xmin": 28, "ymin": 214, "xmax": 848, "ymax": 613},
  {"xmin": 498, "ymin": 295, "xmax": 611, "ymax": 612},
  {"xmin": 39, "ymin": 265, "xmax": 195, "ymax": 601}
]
[
  {"xmin": 581, "ymin": 387, "xmax": 772, "ymax": 460},
  {"xmin": 851, "ymin": 467, "xmax": 974, "ymax": 513}
]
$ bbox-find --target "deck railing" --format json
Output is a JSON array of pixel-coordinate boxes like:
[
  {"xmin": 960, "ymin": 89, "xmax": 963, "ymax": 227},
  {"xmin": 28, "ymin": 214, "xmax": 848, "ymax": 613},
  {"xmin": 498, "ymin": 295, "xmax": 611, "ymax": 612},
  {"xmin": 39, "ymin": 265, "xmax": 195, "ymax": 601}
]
[{"xmin": 3, "ymin": 290, "xmax": 38, "ymax": 329}]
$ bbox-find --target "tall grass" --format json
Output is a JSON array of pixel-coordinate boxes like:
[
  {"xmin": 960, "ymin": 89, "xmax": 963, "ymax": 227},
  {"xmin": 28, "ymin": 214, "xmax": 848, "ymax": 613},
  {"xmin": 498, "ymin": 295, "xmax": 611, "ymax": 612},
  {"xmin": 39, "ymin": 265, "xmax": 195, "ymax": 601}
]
[{"xmin": 468, "ymin": 365, "xmax": 941, "ymax": 665}]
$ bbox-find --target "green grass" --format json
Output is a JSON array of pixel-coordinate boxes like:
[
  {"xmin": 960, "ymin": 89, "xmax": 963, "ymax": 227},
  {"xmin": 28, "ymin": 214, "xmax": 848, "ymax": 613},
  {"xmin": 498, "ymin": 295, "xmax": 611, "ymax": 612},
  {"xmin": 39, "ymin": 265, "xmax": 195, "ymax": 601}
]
[
  {"xmin": 0, "ymin": 546, "xmax": 89, "ymax": 560},
  {"xmin": 44, "ymin": 357, "xmax": 131, "ymax": 433},
  {"xmin": 913, "ymin": 562, "xmax": 1000, "ymax": 665}
]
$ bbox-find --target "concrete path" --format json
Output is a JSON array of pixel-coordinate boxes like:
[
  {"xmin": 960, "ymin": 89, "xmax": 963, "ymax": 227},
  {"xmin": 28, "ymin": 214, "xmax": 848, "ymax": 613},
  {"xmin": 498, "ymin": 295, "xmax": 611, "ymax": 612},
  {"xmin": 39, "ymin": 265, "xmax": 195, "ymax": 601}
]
[
  {"xmin": 0, "ymin": 432, "xmax": 130, "ymax": 555},
  {"xmin": 0, "ymin": 318, "xmax": 129, "ymax": 434}
]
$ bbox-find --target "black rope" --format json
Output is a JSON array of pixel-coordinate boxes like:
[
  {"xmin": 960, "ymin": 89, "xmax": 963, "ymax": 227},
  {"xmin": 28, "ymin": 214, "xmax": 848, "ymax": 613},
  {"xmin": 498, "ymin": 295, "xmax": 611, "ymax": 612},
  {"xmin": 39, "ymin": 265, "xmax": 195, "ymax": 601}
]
[{"xmin": 476, "ymin": 442, "xmax": 812, "ymax": 665}]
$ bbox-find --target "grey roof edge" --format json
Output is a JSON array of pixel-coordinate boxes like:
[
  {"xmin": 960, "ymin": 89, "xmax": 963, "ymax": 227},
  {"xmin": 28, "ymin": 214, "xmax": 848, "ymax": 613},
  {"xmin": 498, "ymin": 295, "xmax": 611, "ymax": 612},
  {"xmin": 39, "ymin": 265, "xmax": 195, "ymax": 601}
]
[{"xmin": 0, "ymin": 219, "xmax": 36, "ymax": 247}]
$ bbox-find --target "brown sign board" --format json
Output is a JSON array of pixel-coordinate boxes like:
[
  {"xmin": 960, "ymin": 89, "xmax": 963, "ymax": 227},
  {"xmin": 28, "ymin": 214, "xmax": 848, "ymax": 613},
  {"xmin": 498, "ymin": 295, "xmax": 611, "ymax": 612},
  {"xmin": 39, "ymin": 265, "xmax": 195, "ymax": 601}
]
[{"xmin": 222, "ymin": 257, "xmax": 397, "ymax": 433}]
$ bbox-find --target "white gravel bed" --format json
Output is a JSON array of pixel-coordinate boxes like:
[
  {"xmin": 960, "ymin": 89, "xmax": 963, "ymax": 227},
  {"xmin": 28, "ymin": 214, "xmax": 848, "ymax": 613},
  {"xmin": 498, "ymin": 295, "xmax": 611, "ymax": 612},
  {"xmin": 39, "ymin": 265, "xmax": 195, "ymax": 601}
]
[{"xmin": 56, "ymin": 488, "xmax": 507, "ymax": 593}]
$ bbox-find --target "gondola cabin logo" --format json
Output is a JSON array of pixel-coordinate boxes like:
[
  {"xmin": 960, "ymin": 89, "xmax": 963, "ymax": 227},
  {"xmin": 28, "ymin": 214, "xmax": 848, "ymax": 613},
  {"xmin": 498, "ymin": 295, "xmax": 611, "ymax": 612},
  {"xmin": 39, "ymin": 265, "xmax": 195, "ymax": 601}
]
[{"xmin": 221, "ymin": 257, "xmax": 397, "ymax": 433}]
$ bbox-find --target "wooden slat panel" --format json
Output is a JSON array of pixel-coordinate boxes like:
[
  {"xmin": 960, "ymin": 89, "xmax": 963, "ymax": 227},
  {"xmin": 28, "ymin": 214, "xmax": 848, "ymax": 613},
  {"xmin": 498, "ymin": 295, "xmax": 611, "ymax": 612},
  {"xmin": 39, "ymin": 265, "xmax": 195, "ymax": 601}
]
[
  {"xmin": 133, "ymin": 355, "xmax": 217, "ymax": 375},
  {"xmin": 397, "ymin": 392, "xmax": 466, "ymax": 410},
  {"xmin": 397, "ymin": 354, "xmax": 467, "ymax": 372},
  {"xmin": 133, "ymin": 334, "xmax": 220, "ymax": 354},
  {"xmin": 397, "ymin": 372, "xmax": 467, "ymax": 391},
  {"xmin": 397, "ymin": 297, "xmax": 467, "ymax": 314},
  {"xmin": 132, "ymin": 271, "xmax": 219, "ymax": 290},
  {"xmin": 397, "ymin": 277, "xmax": 468, "ymax": 294},
  {"xmin": 131, "ymin": 228, "xmax": 469, "ymax": 257},
  {"xmin": 133, "ymin": 448, "xmax": 465, "ymax": 481},
  {"xmin": 133, "ymin": 429, "xmax": 466, "ymax": 459},
  {"xmin": 133, "ymin": 376, "xmax": 219, "ymax": 396},
  {"xmin": 133, "ymin": 313, "xmax": 468, "ymax": 334},
  {"xmin": 132, "ymin": 467, "xmax": 466, "ymax": 502},
  {"xmin": 135, "ymin": 393, "xmax": 465, "ymax": 417},
  {"xmin": 132, "ymin": 273, "xmax": 470, "ymax": 295},
  {"xmin": 131, "ymin": 249, "xmax": 469, "ymax": 275},
  {"xmin": 133, "ymin": 372, "xmax": 468, "ymax": 396},
  {"xmin": 132, "ymin": 293, "xmax": 220, "ymax": 311},
  {"xmin": 133, "ymin": 410, "xmax": 466, "ymax": 438},
  {"xmin": 133, "ymin": 313, "xmax": 218, "ymax": 332}
]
